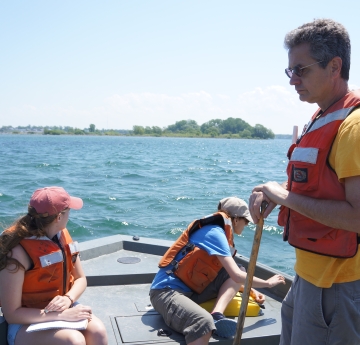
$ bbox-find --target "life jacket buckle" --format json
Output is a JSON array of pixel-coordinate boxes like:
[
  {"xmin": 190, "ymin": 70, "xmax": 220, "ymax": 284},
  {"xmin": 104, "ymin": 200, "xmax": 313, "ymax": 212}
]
[
  {"xmin": 181, "ymin": 243, "xmax": 195, "ymax": 256},
  {"xmin": 165, "ymin": 260, "xmax": 179, "ymax": 275},
  {"xmin": 186, "ymin": 243, "xmax": 195, "ymax": 251},
  {"xmin": 170, "ymin": 260, "xmax": 178, "ymax": 270}
]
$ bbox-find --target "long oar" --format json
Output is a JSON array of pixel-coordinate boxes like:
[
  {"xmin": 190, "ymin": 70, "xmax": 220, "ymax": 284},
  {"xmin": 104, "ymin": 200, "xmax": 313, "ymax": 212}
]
[{"xmin": 232, "ymin": 200, "xmax": 267, "ymax": 345}]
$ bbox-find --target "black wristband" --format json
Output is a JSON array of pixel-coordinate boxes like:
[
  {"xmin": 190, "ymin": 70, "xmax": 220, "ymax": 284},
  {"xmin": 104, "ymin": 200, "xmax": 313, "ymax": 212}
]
[{"xmin": 64, "ymin": 294, "xmax": 74, "ymax": 307}]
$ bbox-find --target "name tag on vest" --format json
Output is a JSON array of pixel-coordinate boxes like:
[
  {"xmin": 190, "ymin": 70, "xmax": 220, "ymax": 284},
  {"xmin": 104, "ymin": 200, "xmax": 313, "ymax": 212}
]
[
  {"xmin": 290, "ymin": 147, "xmax": 318, "ymax": 164},
  {"xmin": 39, "ymin": 251, "xmax": 63, "ymax": 267}
]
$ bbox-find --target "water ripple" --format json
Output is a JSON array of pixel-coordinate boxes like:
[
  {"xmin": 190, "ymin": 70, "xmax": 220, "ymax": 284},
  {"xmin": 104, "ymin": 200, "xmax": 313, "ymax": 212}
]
[{"xmin": 0, "ymin": 135, "xmax": 294, "ymax": 276}]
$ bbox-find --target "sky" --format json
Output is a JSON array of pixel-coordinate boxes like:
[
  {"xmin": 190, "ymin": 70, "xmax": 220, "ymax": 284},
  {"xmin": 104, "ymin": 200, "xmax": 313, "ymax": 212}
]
[{"xmin": 1, "ymin": 1, "xmax": 359, "ymax": 134}]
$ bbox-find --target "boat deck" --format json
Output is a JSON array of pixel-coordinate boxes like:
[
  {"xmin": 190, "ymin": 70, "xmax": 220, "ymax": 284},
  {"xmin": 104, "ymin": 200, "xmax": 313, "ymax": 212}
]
[
  {"xmin": 0, "ymin": 235, "xmax": 291, "ymax": 345},
  {"xmin": 79, "ymin": 235, "xmax": 291, "ymax": 345}
]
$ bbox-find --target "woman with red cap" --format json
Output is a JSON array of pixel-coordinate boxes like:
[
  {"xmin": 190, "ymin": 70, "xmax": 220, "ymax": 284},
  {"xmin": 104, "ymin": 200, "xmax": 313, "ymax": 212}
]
[{"xmin": 0, "ymin": 187, "xmax": 108, "ymax": 345}]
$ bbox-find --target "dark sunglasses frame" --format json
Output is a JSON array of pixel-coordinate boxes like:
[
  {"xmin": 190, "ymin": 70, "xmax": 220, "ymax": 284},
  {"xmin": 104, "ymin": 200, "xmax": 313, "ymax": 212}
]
[{"xmin": 285, "ymin": 61, "xmax": 323, "ymax": 78}]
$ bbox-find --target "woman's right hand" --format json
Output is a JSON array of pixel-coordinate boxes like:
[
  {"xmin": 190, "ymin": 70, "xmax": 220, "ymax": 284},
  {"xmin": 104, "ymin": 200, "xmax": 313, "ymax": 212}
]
[
  {"xmin": 266, "ymin": 274, "xmax": 286, "ymax": 288},
  {"xmin": 61, "ymin": 304, "xmax": 93, "ymax": 322}
]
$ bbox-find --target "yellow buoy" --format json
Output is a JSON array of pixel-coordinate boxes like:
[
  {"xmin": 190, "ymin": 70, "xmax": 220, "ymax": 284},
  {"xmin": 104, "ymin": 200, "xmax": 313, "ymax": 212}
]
[{"xmin": 199, "ymin": 292, "xmax": 261, "ymax": 317}]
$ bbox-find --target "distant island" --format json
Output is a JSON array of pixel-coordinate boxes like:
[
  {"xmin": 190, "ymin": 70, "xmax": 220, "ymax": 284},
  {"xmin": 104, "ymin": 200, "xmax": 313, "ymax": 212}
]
[
  {"xmin": 275, "ymin": 134, "xmax": 292, "ymax": 139},
  {"xmin": 0, "ymin": 117, "xmax": 286, "ymax": 139}
]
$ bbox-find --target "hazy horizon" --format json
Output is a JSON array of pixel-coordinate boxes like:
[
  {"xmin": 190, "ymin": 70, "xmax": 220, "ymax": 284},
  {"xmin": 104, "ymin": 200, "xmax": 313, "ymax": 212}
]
[{"xmin": 1, "ymin": 1, "xmax": 359, "ymax": 134}]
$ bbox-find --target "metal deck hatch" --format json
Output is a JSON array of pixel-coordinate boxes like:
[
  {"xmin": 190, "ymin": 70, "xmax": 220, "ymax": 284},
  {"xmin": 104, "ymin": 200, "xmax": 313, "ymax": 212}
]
[{"xmin": 112, "ymin": 314, "xmax": 185, "ymax": 344}]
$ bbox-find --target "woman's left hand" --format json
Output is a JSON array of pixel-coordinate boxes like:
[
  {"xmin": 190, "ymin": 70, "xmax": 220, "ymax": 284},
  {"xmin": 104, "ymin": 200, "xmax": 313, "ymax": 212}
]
[
  {"xmin": 44, "ymin": 295, "xmax": 72, "ymax": 313},
  {"xmin": 239, "ymin": 285, "xmax": 265, "ymax": 304}
]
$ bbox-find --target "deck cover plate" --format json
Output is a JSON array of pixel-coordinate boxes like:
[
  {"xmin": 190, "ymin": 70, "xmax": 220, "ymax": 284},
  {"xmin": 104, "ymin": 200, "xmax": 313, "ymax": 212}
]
[
  {"xmin": 117, "ymin": 257, "xmax": 141, "ymax": 264},
  {"xmin": 114, "ymin": 314, "xmax": 184, "ymax": 344}
]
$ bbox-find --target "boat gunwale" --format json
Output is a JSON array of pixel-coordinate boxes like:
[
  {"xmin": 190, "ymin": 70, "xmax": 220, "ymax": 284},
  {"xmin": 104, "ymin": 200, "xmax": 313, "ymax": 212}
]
[{"xmin": 79, "ymin": 234, "xmax": 292, "ymax": 301}]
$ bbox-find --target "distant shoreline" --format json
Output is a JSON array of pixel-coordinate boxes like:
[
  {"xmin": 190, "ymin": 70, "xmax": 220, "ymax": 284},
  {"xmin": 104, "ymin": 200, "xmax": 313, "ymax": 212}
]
[
  {"xmin": 0, "ymin": 132, "xmax": 292, "ymax": 139},
  {"xmin": 1, "ymin": 117, "xmax": 277, "ymax": 139}
]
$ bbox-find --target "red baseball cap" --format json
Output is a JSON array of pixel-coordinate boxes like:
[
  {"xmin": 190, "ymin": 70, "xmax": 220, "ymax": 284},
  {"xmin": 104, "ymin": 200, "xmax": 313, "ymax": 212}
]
[{"xmin": 29, "ymin": 186, "xmax": 83, "ymax": 216}]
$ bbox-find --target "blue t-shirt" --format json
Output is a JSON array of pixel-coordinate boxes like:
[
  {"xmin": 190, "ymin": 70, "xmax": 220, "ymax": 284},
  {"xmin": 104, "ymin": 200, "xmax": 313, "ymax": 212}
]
[{"xmin": 150, "ymin": 224, "xmax": 231, "ymax": 292}]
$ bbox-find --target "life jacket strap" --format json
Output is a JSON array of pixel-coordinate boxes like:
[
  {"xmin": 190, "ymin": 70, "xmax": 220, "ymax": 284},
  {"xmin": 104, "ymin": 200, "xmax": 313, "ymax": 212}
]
[
  {"xmin": 165, "ymin": 243, "xmax": 196, "ymax": 275},
  {"xmin": 181, "ymin": 243, "xmax": 195, "ymax": 256},
  {"xmin": 165, "ymin": 260, "xmax": 179, "ymax": 275}
]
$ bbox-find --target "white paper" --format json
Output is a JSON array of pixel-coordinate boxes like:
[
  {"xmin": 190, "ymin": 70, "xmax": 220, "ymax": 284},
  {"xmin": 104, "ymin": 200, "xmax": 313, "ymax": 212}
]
[{"xmin": 26, "ymin": 319, "xmax": 88, "ymax": 332}]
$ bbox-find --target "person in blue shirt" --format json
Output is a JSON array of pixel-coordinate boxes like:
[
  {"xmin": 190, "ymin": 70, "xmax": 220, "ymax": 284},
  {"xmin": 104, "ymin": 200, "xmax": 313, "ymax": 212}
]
[{"xmin": 150, "ymin": 196, "xmax": 285, "ymax": 345}]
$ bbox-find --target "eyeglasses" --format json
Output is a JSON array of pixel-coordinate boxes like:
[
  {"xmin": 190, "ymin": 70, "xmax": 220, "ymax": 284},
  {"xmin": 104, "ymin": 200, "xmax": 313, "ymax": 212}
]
[{"xmin": 285, "ymin": 61, "xmax": 323, "ymax": 78}]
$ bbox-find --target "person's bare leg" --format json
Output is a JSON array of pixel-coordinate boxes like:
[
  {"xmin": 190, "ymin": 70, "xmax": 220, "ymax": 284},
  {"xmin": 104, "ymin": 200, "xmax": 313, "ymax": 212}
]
[
  {"xmin": 188, "ymin": 331, "xmax": 212, "ymax": 345},
  {"xmin": 81, "ymin": 314, "xmax": 108, "ymax": 345},
  {"xmin": 211, "ymin": 277, "xmax": 241, "ymax": 314},
  {"xmin": 15, "ymin": 326, "xmax": 86, "ymax": 345}
]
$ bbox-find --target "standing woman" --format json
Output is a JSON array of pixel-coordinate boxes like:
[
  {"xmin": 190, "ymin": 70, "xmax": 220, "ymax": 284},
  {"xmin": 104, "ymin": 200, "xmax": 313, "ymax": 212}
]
[{"xmin": 0, "ymin": 187, "xmax": 108, "ymax": 345}]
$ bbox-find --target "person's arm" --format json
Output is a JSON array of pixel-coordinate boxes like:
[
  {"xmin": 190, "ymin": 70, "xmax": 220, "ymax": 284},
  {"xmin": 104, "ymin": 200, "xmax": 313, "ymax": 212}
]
[
  {"xmin": 44, "ymin": 256, "xmax": 87, "ymax": 312},
  {"xmin": 216, "ymin": 255, "xmax": 285, "ymax": 288},
  {"xmin": 0, "ymin": 245, "xmax": 92, "ymax": 324},
  {"xmin": 251, "ymin": 175, "xmax": 360, "ymax": 233}
]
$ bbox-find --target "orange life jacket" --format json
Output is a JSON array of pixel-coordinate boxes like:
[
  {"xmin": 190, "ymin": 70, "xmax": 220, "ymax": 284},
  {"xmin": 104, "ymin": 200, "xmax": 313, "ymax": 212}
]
[
  {"xmin": 19, "ymin": 228, "xmax": 79, "ymax": 308},
  {"xmin": 158, "ymin": 212, "xmax": 234, "ymax": 293},
  {"xmin": 278, "ymin": 90, "xmax": 360, "ymax": 257}
]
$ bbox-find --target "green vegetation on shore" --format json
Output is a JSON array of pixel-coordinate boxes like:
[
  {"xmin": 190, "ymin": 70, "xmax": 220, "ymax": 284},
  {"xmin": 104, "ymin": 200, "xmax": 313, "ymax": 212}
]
[
  {"xmin": 134, "ymin": 117, "xmax": 274, "ymax": 139},
  {"xmin": 0, "ymin": 117, "xmax": 275, "ymax": 139}
]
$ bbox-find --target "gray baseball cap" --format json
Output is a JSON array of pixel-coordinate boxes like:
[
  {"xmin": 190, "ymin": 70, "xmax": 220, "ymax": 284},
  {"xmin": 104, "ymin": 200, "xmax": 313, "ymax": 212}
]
[{"xmin": 218, "ymin": 197, "xmax": 253, "ymax": 223}]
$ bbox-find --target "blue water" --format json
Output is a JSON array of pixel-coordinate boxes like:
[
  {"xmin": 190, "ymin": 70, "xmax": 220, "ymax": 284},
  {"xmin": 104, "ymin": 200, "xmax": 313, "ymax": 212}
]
[{"xmin": 0, "ymin": 135, "xmax": 295, "ymax": 276}]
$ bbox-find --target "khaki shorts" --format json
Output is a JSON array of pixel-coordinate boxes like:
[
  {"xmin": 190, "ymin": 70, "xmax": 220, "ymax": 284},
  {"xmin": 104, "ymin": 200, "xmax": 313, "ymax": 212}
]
[{"xmin": 150, "ymin": 268, "xmax": 230, "ymax": 343}]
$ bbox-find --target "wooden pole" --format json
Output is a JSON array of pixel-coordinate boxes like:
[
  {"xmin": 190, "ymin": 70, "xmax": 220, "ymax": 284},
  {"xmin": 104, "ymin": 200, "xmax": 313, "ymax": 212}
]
[{"xmin": 232, "ymin": 200, "xmax": 267, "ymax": 345}]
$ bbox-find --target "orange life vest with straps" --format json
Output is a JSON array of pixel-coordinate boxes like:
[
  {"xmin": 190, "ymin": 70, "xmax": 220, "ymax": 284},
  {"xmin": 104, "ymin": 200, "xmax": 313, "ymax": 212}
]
[
  {"xmin": 19, "ymin": 228, "xmax": 79, "ymax": 308},
  {"xmin": 158, "ymin": 212, "xmax": 234, "ymax": 294},
  {"xmin": 278, "ymin": 90, "xmax": 360, "ymax": 258}
]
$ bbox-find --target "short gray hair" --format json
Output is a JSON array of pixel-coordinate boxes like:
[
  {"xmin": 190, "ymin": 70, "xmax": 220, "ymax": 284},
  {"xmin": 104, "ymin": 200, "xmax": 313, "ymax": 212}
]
[{"xmin": 284, "ymin": 19, "xmax": 351, "ymax": 80}]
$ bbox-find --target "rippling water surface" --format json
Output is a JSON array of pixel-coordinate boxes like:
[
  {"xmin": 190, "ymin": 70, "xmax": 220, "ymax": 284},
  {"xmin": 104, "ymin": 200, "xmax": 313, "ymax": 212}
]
[{"xmin": 0, "ymin": 135, "xmax": 295, "ymax": 276}]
